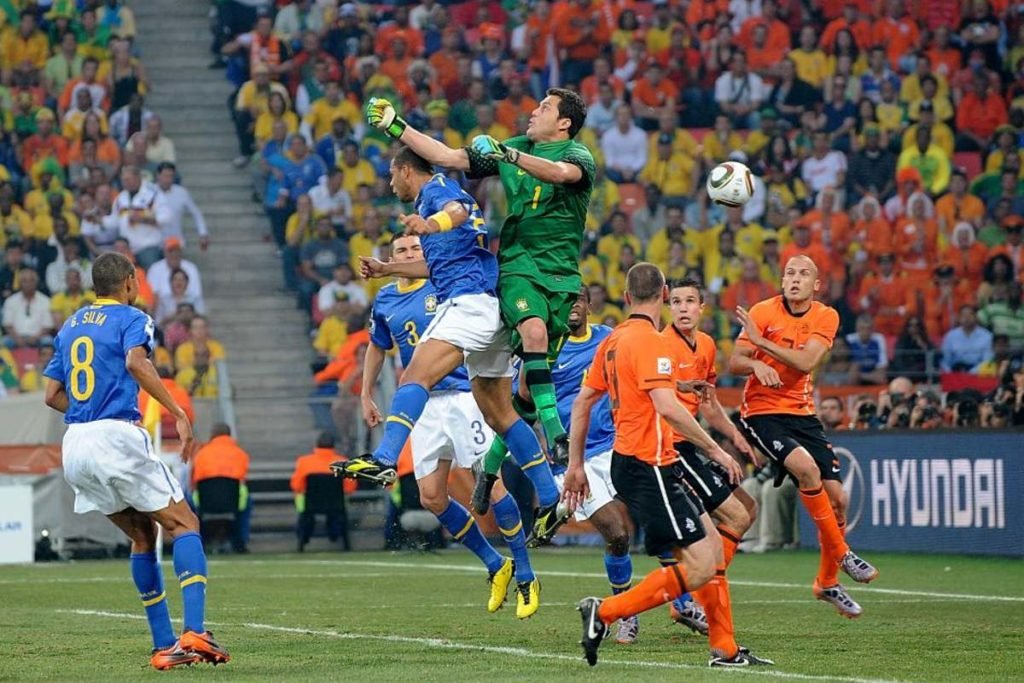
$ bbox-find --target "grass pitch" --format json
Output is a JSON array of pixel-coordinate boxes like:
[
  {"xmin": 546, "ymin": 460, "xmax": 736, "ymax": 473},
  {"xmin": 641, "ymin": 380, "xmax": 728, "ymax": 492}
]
[{"xmin": 0, "ymin": 549, "xmax": 1021, "ymax": 682}]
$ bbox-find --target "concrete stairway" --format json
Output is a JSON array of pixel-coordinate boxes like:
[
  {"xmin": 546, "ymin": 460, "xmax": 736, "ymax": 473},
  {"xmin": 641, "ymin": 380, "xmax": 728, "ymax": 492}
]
[{"xmin": 134, "ymin": 2, "xmax": 317, "ymax": 495}]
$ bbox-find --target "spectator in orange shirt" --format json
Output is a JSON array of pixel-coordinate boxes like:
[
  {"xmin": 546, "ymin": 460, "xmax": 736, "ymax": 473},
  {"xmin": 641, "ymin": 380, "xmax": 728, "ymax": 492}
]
[
  {"xmin": 139, "ymin": 365, "xmax": 195, "ymax": 433},
  {"xmin": 871, "ymin": 0, "xmax": 921, "ymax": 72},
  {"xmin": 894, "ymin": 193, "xmax": 939, "ymax": 288},
  {"xmin": 290, "ymin": 431, "xmax": 355, "ymax": 552},
  {"xmin": 375, "ymin": 7, "xmax": 424, "ymax": 58},
  {"xmin": 21, "ymin": 109, "xmax": 70, "ymax": 173},
  {"xmin": 926, "ymin": 26, "xmax": 962, "ymax": 82},
  {"xmin": 190, "ymin": 423, "xmax": 251, "ymax": 553},
  {"xmin": 858, "ymin": 253, "xmax": 916, "ymax": 336},
  {"xmin": 579, "ymin": 57, "xmax": 626, "ymax": 106},
  {"xmin": 796, "ymin": 187, "xmax": 851, "ymax": 256},
  {"xmin": 495, "ymin": 76, "xmax": 537, "ymax": 132},
  {"xmin": 820, "ymin": 3, "xmax": 872, "ymax": 52},
  {"xmin": 721, "ymin": 258, "xmax": 776, "ymax": 326},
  {"xmin": 631, "ymin": 60, "xmax": 679, "ymax": 130},
  {"xmin": 923, "ymin": 264, "xmax": 977, "ymax": 343},
  {"xmin": 935, "ymin": 169, "xmax": 986, "ymax": 245},
  {"xmin": 686, "ymin": 0, "xmax": 728, "ymax": 27},
  {"xmin": 738, "ymin": 0, "xmax": 791, "ymax": 58},
  {"xmin": 955, "ymin": 75, "xmax": 1008, "ymax": 151},
  {"xmin": 987, "ymin": 221, "xmax": 1024, "ymax": 280},
  {"xmin": 851, "ymin": 195, "xmax": 894, "ymax": 263},
  {"xmin": 552, "ymin": 0, "xmax": 610, "ymax": 86},
  {"xmin": 941, "ymin": 222, "xmax": 988, "ymax": 289}
]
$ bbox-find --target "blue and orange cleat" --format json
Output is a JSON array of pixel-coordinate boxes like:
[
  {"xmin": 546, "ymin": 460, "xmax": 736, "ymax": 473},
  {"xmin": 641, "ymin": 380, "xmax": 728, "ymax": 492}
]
[{"xmin": 150, "ymin": 641, "xmax": 201, "ymax": 670}]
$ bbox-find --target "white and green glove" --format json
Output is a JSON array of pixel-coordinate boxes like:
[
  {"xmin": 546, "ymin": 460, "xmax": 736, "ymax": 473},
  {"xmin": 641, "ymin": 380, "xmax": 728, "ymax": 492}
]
[
  {"xmin": 470, "ymin": 134, "xmax": 519, "ymax": 164},
  {"xmin": 366, "ymin": 97, "xmax": 407, "ymax": 139}
]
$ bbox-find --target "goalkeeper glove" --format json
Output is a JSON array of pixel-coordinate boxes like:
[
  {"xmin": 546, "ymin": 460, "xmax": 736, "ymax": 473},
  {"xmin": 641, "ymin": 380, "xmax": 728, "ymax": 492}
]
[
  {"xmin": 366, "ymin": 97, "xmax": 407, "ymax": 139},
  {"xmin": 471, "ymin": 134, "xmax": 520, "ymax": 164}
]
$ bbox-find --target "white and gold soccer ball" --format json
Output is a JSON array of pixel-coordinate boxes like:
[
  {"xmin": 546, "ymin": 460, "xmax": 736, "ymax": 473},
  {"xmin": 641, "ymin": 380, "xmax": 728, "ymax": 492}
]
[{"xmin": 706, "ymin": 161, "xmax": 755, "ymax": 207}]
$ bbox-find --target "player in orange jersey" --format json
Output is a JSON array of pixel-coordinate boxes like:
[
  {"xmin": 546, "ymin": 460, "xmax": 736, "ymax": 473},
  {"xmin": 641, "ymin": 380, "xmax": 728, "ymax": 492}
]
[
  {"xmin": 729, "ymin": 255, "xmax": 879, "ymax": 619},
  {"xmin": 565, "ymin": 263, "xmax": 772, "ymax": 669},
  {"xmin": 662, "ymin": 278, "xmax": 761, "ymax": 630}
]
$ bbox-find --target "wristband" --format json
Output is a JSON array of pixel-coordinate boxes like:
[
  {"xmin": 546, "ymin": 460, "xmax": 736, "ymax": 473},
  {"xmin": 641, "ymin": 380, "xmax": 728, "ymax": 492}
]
[
  {"xmin": 386, "ymin": 115, "xmax": 408, "ymax": 139},
  {"xmin": 429, "ymin": 210, "xmax": 453, "ymax": 232}
]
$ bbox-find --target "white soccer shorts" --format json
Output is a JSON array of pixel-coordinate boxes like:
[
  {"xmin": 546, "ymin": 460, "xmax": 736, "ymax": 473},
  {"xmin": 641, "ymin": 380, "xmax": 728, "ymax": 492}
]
[
  {"xmin": 554, "ymin": 449, "xmax": 616, "ymax": 521},
  {"xmin": 62, "ymin": 420, "xmax": 184, "ymax": 515},
  {"xmin": 410, "ymin": 390, "xmax": 495, "ymax": 481},
  {"xmin": 419, "ymin": 292, "xmax": 513, "ymax": 379}
]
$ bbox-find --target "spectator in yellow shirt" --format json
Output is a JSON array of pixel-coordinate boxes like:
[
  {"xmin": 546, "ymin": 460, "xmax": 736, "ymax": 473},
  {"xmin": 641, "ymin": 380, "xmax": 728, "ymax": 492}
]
[
  {"xmin": 586, "ymin": 165, "xmax": 620, "ymax": 233},
  {"xmin": 639, "ymin": 133, "xmax": 697, "ymax": 205},
  {"xmin": 900, "ymin": 57, "xmax": 950, "ymax": 106},
  {"xmin": 233, "ymin": 63, "xmax": 290, "ymax": 166},
  {"xmin": 702, "ymin": 114, "xmax": 744, "ymax": 164},
  {"xmin": 597, "ymin": 211, "xmax": 643, "ymax": 266},
  {"xmin": 788, "ymin": 25, "xmax": 829, "ymax": 88},
  {"xmin": 646, "ymin": 205, "xmax": 698, "ymax": 272},
  {"xmin": 254, "ymin": 91, "xmax": 299, "ymax": 147},
  {"xmin": 465, "ymin": 103, "xmax": 511, "ymax": 143},
  {"xmin": 605, "ymin": 244, "xmax": 638, "ymax": 302},
  {"xmin": 18, "ymin": 342, "xmax": 54, "ymax": 393},
  {"xmin": 303, "ymin": 80, "xmax": 360, "ymax": 142},
  {"xmin": 50, "ymin": 269, "xmax": 95, "ymax": 327},
  {"xmin": 587, "ymin": 283, "xmax": 624, "ymax": 326},
  {"xmin": 424, "ymin": 100, "xmax": 463, "ymax": 148},
  {"xmin": 3, "ymin": 12, "xmax": 50, "ymax": 81},
  {"xmin": 578, "ymin": 243, "xmax": 605, "ymax": 287},
  {"xmin": 703, "ymin": 229, "xmax": 745, "ymax": 294},
  {"xmin": 905, "ymin": 74, "xmax": 954, "ymax": 123},
  {"xmin": 984, "ymin": 126, "xmax": 1024, "ymax": 177},
  {"xmin": 175, "ymin": 344, "xmax": 219, "ymax": 398},
  {"xmin": 347, "ymin": 208, "xmax": 390, "ymax": 300},
  {"xmin": 337, "ymin": 141, "xmax": 377, "ymax": 196},
  {"xmin": 313, "ymin": 296, "xmax": 351, "ymax": 358},
  {"xmin": 174, "ymin": 316, "xmax": 226, "ymax": 371},
  {"xmin": 902, "ymin": 102, "xmax": 954, "ymax": 158},
  {"xmin": 897, "ymin": 125, "xmax": 951, "ymax": 196},
  {"xmin": 744, "ymin": 108, "xmax": 779, "ymax": 162},
  {"xmin": 646, "ymin": 110, "xmax": 699, "ymax": 162}
]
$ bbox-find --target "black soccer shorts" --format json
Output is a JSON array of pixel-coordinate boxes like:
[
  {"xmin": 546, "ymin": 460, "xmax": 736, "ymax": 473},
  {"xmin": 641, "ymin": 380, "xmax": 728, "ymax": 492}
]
[
  {"xmin": 610, "ymin": 451, "xmax": 706, "ymax": 557},
  {"xmin": 737, "ymin": 414, "xmax": 841, "ymax": 482},
  {"xmin": 673, "ymin": 441, "xmax": 735, "ymax": 513}
]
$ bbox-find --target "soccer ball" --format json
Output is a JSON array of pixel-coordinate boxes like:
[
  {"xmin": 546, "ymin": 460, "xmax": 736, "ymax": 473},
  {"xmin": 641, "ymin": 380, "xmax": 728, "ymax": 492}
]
[{"xmin": 706, "ymin": 162, "xmax": 755, "ymax": 207}]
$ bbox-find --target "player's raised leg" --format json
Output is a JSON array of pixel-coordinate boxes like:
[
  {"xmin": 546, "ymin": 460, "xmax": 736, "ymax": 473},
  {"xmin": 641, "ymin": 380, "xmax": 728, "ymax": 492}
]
[{"xmin": 585, "ymin": 499, "xmax": 640, "ymax": 644}]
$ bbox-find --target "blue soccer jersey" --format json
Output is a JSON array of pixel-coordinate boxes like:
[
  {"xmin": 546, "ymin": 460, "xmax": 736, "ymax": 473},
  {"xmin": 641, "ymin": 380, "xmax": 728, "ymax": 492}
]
[
  {"xmin": 369, "ymin": 279, "xmax": 470, "ymax": 393},
  {"xmin": 43, "ymin": 298, "xmax": 155, "ymax": 424},
  {"xmin": 552, "ymin": 324, "xmax": 615, "ymax": 465},
  {"xmin": 415, "ymin": 173, "xmax": 498, "ymax": 302}
]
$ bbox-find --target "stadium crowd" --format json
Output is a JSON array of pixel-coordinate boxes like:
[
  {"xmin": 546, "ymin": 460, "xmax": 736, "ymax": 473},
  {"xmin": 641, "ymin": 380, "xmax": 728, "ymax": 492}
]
[
  {"xmin": 216, "ymin": 0, "xmax": 1024, "ymax": 432},
  {"xmin": 0, "ymin": 0, "xmax": 223, "ymax": 405}
]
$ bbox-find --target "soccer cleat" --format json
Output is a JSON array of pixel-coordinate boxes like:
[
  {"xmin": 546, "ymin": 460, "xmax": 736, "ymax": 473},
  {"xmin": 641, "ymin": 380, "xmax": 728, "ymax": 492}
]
[
  {"xmin": 526, "ymin": 501, "xmax": 570, "ymax": 548},
  {"xmin": 179, "ymin": 630, "xmax": 231, "ymax": 665},
  {"xmin": 550, "ymin": 434, "xmax": 570, "ymax": 467},
  {"xmin": 515, "ymin": 578, "xmax": 541, "ymax": 619},
  {"xmin": 709, "ymin": 651, "xmax": 751, "ymax": 668},
  {"xmin": 330, "ymin": 455, "xmax": 397, "ymax": 486},
  {"xmin": 813, "ymin": 579, "xmax": 863, "ymax": 619},
  {"xmin": 840, "ymin": 551, "xmax": 879, "ymax": 584},
  {"xmin": 738, "ymin": 646, "xmax": 775, "ymax": 665},
  {"xmin": 576, "ymin": 597, "xmax": 608, "ymax": 666},
  {"xmin": 486, "ymin": 558, "xmax": 515, "ymax": 613},
  {"xmin": 150, "ymin": 642, "xmax": 201, "ymax": 670},
  {"xmin": 614, "ymin": 615, "xmax": 639, "ymax": 644},
  {"xmin": 471, "ymin": 469, "xmax": 497, "ymax": 516},
  {"xmin": 669, "ymin": 599, "xmax": 709, "ymax": 636}
]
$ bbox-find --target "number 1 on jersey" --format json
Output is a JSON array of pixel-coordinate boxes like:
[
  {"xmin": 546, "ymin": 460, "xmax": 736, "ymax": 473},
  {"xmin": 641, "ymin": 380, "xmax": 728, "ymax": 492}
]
[{"xmin": 531, "ymin": 185, "xmax": 541, "ymax": 210}]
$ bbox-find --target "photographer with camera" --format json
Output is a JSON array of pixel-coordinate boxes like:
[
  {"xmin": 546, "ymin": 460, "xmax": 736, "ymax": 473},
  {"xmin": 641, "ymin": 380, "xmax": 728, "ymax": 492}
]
[{"xmin": 874, "ymin": 376, "xmax": 918, "ymax": 429}]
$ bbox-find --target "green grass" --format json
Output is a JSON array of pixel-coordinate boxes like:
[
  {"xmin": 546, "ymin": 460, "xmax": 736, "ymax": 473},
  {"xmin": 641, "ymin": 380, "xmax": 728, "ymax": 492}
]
[{"xmin": 0, "ymin": 549, "xmax": 1022, "ymax": 682}]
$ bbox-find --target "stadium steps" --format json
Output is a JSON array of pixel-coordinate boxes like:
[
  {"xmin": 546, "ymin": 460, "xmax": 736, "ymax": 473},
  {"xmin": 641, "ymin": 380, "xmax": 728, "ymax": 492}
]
[{"xmin": 135, "ymin": 0, "xmax": 319, "ymax": 534}]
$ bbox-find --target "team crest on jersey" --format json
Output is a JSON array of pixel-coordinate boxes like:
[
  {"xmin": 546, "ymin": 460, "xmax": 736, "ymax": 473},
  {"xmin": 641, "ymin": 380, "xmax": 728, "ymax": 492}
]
[
  {"xmin": 685, "ymin": 518, "xmax": 697, "ymax": 534},
  {"xmin": 516, "ymin": 298, "xmax": 529, "ymax": 312},
  {"xmin": 424, "ymin": 294, "xmax": 438, "ymax": 313},
  {"xmin": 657, "ymin": 357, "xmax": 672, "ymax": 375},
  {"xmin": 773, "ymin": 440, "xmax": 784, "ymax": 452},
  {"xmin": 798, "ymin": 323, "xmax": 810, "ymax": 334}
]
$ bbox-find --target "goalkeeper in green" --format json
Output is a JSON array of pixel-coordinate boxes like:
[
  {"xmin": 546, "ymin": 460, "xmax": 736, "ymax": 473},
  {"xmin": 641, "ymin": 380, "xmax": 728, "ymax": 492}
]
[{"xmin": 366, "ymin": 89, "xmax": 594, "ymax": 545}]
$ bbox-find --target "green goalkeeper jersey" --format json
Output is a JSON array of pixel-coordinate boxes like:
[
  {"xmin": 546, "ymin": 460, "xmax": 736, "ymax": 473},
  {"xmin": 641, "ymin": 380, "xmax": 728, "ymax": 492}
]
[{"xmin": 466, "ymin": 136, "xmax": 596, "ymax": 294}]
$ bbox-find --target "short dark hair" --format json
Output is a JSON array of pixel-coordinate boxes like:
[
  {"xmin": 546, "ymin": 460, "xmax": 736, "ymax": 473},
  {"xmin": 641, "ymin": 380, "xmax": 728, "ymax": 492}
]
[
  {"xmin": 626, "ymin": 262, "xmax": 665, "ymax": 302},
  {"xmin": 392, "ymin": 145, "xmax": 433, "ymax": 175},
  {"xmin": 156, "ymin": 161, "xmax": 176, "ymax": 175},
  {"xmin": 668, "ymin": 277, "xmax": 704, "ymax": 303},
  {"xmin": 210, "ymin": 422, "xmax": 232, "ymax": 438},
  {"xmin": 547, "ymin": 87, "xmax": 586, "ymax": 139},
  {"xmin": 316, "ymin": 431, "xmax": 335, "ymax": 449},
  {"xmin": 92, "ymin": 252, "xmax": 136, "ymax": 296},
  {"xmin": 821, "ymin": 396, "xmax": 844, "ymax": 410}
]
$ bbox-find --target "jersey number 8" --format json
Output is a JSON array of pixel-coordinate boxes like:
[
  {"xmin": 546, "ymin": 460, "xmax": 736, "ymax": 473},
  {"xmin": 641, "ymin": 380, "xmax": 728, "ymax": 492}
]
[{"xmin": 70, "ymin": 336, "xmax": 96, "ymax": 401}]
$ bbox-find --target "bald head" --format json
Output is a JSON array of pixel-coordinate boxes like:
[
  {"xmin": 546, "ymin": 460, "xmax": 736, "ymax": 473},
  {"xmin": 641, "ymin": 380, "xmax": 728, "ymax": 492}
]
[
  {"xmin": 785, "ymin": 254, "xmax": 819, "ymax": 278},
  {"xmin": 888, "ymin": 377, "xmax": 914, "ymax": 396}
]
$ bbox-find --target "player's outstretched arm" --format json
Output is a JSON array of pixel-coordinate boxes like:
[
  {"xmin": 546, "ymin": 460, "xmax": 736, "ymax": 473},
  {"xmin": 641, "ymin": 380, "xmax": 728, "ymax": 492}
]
[
  {"xmin": 358, "ymin": 255, "xmax": 430, "ymax": 280},
  {"xmin": 563, "ymin": 384, "xmax": 601, "ymax": 511},
  {"xmin": 126, "ymin": 346, "xmax": 196, "ymax": 463},
  {"xmin": 699, "ymin": 389, "xmax": 760, "ymax": 466},
  {"xmin": 651, "ymin": 387, "xmax": 743, "ymax": 484},
  {"xmin": 44, "ymin": 378, "xmax": 69, "ymax": 413},
  {"xmin": 729, "ymin": 343, "xmax": 783, "ymax": 388},
  {"xmin": 365, "ymin": 97, "xmax": 469, "ymax": 170},
  {"xmin": 470, "ymin": 135, "xmax": 583, "ymax": 185}
]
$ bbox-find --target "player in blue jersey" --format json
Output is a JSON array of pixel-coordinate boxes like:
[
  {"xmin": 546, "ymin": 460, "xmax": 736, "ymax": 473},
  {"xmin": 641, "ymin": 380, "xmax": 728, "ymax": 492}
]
[
  {"xmin": 42, "ymin": 253, "xmax": 230, "ymax": 671},
  {"xmin": 359, "ymin": 233, "xmax": 540, "ymax": 618},
  {"xmin": 336, "ymin": 147, "xmax": 564, "ymax": 613},
  {"xmin": 548, "ymin": 287, "xmax": 708, "ymax": 644}
]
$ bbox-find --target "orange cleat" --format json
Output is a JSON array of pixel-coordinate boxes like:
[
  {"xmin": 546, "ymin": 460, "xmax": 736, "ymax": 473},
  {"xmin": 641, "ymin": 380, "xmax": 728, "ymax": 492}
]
[
  {"xmin": 150, "ymin": 642, "xmax": 202, "ymax": 670},
  {"xmin": 179, "ymin": 630, "xmax": 231, "ymax": 665}
]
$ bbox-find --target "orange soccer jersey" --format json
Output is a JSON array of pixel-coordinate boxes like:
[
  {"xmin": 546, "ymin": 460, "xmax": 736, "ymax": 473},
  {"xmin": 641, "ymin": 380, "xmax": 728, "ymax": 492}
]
[
  {"xmin": 585, "ymin": 315, "xmax": 678, "ymax": 467},
  {"xmin": 736, "ymin": 295, "xmax": 839, "ymax": 418},
  {"xmin": 662, "ymin": 326, "xmax": 718, "ymax": 446}
]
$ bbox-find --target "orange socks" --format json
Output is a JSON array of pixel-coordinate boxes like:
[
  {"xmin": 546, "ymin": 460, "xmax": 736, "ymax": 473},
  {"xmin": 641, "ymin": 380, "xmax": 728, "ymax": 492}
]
[
  {"xmin": 598, "ymin": 564, "xmax": 687, "ymax": 624},
  {"xmin": 716, "ymin": 526, "xmax": 742, "ymax": 568},
  {"xmin": 800, "ymin": 486, "xmax": 849, "ymax": 587},
  {"xmin": 691, "ymin": 568, "xmax": 739, "ymax": 659}
]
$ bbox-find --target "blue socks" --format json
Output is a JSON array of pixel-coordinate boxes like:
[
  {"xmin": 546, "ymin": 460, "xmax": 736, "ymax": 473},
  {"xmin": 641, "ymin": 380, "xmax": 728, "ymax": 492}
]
[
  {"xmin": 130, "ymin": 552, "xmax": 175, "ymax": 649},
  {"xmin": 172, "ymin": 532, "xmax": 208, "ymax": 634},
  {"xmin": 493, "ymin": 494, "xmax": 535, "ymax": 582},
  {"xmin": 502, "ymin": 419, "xmax": 559, "ymax": 507},
  {"xmin": 604, "ymin": 552, "xmax": 632, "ymax": 594},
  {"xmin": 437, "ymin": 499, "xmax": 505, "ymax": 573},
  {"xmin": 373, "ymin": 383, "xmax": 430, "ymax": 466}
]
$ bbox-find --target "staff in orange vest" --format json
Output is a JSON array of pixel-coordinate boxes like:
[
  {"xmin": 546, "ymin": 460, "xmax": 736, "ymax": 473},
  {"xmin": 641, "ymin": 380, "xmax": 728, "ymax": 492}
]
[
  {"xmin": 191, "ymin": 423, "xmax": 251, "ymax": 553},
  {"xmin": 290, "ymin": 432, "xmax": 354, "ymax": 552}
]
